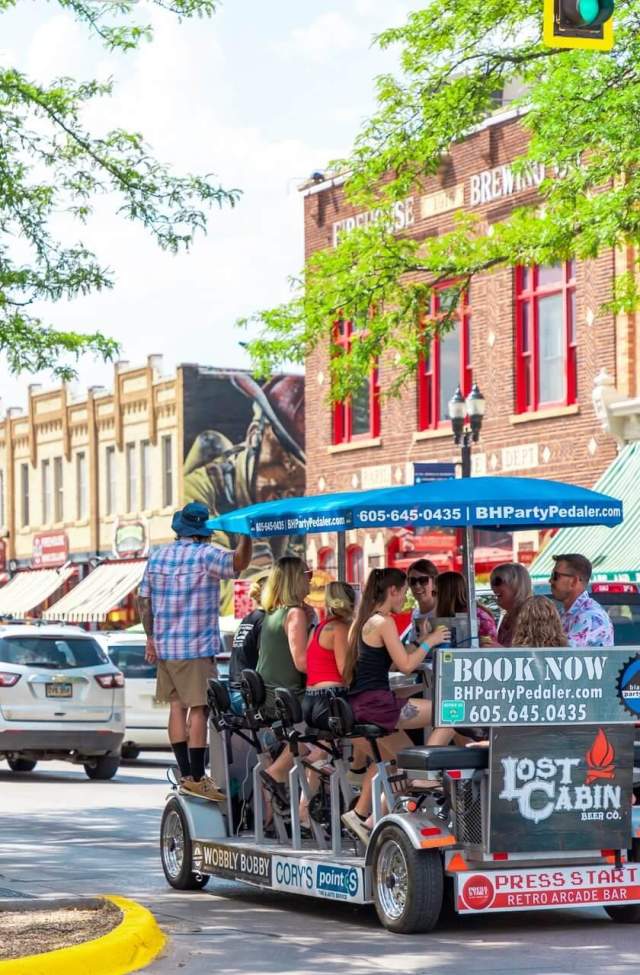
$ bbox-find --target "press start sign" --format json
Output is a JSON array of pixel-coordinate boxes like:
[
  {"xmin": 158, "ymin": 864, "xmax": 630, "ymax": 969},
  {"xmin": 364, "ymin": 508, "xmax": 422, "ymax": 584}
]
[
  {"xmin": 456, "ymin": 865, "xmax": 640, "ymax": 914},
  {"xmin": 435, "ymin": 648, "xmax": 640, "ymax": 726}
]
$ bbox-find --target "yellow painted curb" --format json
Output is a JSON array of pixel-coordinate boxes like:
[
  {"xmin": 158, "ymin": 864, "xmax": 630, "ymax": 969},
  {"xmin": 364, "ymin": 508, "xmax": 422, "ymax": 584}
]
[{"xmin": 0, "ymin": 894, "xmax": 167, "ymax": 975}]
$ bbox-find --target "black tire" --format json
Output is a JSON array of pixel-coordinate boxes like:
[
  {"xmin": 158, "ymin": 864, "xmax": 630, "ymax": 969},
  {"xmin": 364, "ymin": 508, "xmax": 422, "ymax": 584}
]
[
  {"xmin": 605, "ymin": 904, "xmax": 640, "ymax": 923},
  {"xmin": 84, "ymin": 755, "xmax": 120, "ymax": 780},
  {"xmin": 121, "ymin": 744, "xmax": 141, "ymax": 761},
  {"xmin": 160, "ymin": 796, "xmax": 209, "ymax": 890},
  {"xmin": 372, "ymin": 825, "xmax": 443, "ymax": 934},
  {"xmin": 7, "ymin": 758, "xmax": 37, "ymax": 773}
]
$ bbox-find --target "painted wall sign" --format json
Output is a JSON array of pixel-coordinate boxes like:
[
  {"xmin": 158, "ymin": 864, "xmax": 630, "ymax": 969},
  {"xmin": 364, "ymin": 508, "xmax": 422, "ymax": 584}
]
[
  {"xmin": 501, "ymin": 443, "xmax": 539, "ymax": 473},
  {"xmin": 435, "ymin": 648, "xmax": 640, "ymax": 726},
  {"xmin": 420, "ymin": 184, "xmax": 464, "ymax": 219},
  {"xmin": 469, "ymin": 161, "xmax": 547, "ymax": 207},
  {"xmin": 332, "ymin": 197, "xmax": 415, "ymax": 247},
  {"xmin": 32, "ymin": 531, "xmax": 68, "ymax": 568},
  {"xmin": 456, "ymin": 863, "xmax": 640, "ymax": 914},
  {"xmin": 488, "ymin": 724, "xmax": 633, "ymax": 852}
]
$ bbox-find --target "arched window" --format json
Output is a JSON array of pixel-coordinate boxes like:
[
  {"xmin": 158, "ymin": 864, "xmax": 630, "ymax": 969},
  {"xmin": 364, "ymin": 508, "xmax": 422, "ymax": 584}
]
[
  {"xmin": 347, "ymin": 544, "xmax": 364, "ymax": 586},
  {"xmin": 317, "ymin": 547, "xmax": 337, "ymax": 578}
]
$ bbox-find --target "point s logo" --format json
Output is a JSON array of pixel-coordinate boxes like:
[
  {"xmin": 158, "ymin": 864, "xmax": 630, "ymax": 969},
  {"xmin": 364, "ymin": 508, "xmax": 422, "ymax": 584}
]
[
  {"xmin": 585, "ymin": 728, "xmax": 615, "ymax": 785},
  {"xmin": 462, "ymin": 875, "xmax": 495, "ymax": 911}
]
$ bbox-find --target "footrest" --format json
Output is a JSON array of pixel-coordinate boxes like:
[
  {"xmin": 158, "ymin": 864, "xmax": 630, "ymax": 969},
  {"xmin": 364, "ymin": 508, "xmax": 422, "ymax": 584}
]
[{"xmin": 397, "ymin": 745, "xmax": 488, "ymax": 772}]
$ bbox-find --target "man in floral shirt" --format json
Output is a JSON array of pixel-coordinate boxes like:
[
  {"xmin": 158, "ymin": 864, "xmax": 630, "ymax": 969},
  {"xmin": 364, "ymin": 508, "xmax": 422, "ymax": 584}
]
[{"xmin": 549, "ymin": 553, "xmax": 614, "ymax": 647}]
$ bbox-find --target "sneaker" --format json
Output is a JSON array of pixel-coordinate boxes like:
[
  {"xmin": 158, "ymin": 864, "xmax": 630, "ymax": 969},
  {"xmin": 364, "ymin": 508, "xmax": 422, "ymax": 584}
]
[
  {"xmin": 341, "ymin": 809, "xmax": 371, "ymax": 846},
  {"xmin": 181, "ymin": 775, "xmax": 225, "ymax": 802}
]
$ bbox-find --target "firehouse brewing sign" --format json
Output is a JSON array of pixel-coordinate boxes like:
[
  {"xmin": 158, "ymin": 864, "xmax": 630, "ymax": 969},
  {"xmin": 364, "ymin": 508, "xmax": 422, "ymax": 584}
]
[
  {"xmin": 435, "ymin": 648, "xmax": 639, "ymax": 726},
  {"xmin": 488, "ymin": 725, "xmax": 633, "ymax": 853}
]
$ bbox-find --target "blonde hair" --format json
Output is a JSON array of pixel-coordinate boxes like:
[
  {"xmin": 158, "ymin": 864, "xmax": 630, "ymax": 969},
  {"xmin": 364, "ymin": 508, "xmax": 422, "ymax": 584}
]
[
  {"xmin": 490, "ymin": 563, "xmax": 532, "ymax": 608},
  {"xmin": 512, "ymin": 596, "xmax": 568, "ymax": 648},
  {"xmin": 325, "ymin": 581, "xmax": 356, "ymax": 623},
  {"xmin": 249, "ymin": 573, "xmax": 269, "ymax": 604},
  {"xmin": 262, "ymin": 556, "xmax": 308, "ymax": 613}
]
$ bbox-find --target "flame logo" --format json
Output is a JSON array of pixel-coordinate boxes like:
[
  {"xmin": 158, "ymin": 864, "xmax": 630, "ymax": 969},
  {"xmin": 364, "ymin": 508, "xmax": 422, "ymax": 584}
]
[{"xmin": 585, "ymin": 728, "xmax": 616, "ymax": 785}]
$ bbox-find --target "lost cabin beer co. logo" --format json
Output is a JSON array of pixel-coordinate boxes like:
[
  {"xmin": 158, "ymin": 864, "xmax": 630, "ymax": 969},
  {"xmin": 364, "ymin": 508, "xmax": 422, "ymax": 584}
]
[{"xmin": 489, "ymin": 725, "xmax": 633, "ymax": 852}]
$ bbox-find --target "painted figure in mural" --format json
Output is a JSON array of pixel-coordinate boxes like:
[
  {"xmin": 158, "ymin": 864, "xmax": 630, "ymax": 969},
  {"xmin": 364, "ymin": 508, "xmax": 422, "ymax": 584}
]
[{"xmin": 183, "ymin": 373, "xmax": 305, "ymax": 612}]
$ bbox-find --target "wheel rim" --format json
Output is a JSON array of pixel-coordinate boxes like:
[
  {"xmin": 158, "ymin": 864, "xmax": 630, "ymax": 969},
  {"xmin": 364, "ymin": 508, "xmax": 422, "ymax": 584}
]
[
  {"xmin": 376, "ymin": 837, "xmax": 409, "ymax": 920},
  {"xmin": 163, "ymin": 809, "xmax": 185, "ymax": 879}
]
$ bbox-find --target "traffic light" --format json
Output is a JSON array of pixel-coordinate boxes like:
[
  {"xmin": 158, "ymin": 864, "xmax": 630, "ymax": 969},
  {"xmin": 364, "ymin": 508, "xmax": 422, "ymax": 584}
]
[{"xmin": 543, "ymin": 0, "xmax": 614, "ymax": 50}]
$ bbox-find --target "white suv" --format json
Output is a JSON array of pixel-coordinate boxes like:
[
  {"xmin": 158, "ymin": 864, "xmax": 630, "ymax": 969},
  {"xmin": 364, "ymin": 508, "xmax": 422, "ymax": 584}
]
[{"xmin": 0, "ymin": 623, "xmax": 125, "ymax": 780}]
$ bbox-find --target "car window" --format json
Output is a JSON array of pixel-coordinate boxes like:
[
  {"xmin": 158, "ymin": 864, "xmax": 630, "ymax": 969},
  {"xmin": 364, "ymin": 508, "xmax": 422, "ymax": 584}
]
[
  {"xmin": 593, "ymin": 596, "xmax": 640, "ymax": 646},
  {"xmin": 108, "ymin": 643, "xmax": 156, "ymax": 678},
  {"xmin": 0, "ymin": 636, "xmax": 109, "ymax": 669}
]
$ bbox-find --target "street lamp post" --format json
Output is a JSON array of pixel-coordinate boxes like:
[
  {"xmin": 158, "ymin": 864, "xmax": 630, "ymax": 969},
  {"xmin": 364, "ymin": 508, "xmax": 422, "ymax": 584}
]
[{"xmin": 448, "ymin": 383, "xmax": 486, "ymax": 648}]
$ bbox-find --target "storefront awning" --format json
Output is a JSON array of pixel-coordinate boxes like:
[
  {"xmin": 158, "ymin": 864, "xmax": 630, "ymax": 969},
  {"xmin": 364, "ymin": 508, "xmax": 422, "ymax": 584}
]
[
  {"xmin": 0, "ymin": 567, "xmax": 74, "ymax": 619},
  {"xmin": 530, "ymin": 441, "xmax": 640, "ymax": 581},
  {"xmin": 42, "ymin": 560, "xmax": 146, "ymax": 622}
]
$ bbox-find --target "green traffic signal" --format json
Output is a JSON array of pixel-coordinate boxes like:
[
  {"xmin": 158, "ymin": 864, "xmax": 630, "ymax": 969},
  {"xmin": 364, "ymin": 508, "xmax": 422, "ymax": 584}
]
[{"xmin": 561, "ymin": 0, "xmax": 614, "ymax": 26}]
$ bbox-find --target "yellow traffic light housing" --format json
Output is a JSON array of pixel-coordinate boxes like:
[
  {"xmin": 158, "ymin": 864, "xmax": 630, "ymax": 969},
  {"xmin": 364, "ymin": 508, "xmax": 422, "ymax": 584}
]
[{"xmin": 543, "ymin": 0, "xmax": 614, "ymax": 50}]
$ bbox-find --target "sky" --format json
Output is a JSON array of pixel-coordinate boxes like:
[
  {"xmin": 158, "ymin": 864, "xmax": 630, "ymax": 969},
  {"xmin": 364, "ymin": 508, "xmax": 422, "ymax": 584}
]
[{"xmin": 0, "ymin": 0, "xmax": 424, "ymax": 407}]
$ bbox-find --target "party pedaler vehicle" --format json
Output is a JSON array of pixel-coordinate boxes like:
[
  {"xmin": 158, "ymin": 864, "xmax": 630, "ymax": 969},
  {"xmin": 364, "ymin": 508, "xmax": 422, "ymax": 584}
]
[
  {"xmin": 159, "ymin": 474, "xmax": 640, "ymax": 931},
  {"xmin": 0, "ymin": 623, "xmax": 125, "ymax": 779}
]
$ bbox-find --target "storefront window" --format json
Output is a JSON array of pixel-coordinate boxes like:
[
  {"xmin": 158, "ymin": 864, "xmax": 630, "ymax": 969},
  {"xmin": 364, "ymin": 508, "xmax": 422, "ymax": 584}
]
[
  {"xmin": 332, "ymin": 318, "xmax": 380, "ymax": 444},
  {"xmin": 418, "ymin": 284, "xmax": 472, "ymax": 430}
]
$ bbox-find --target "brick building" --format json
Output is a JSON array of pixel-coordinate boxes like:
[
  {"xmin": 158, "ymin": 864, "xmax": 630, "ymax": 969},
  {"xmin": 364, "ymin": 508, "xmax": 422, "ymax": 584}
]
[{"xmin": 302, "ymin": 107, "xmax": 636, "ymax": 582}]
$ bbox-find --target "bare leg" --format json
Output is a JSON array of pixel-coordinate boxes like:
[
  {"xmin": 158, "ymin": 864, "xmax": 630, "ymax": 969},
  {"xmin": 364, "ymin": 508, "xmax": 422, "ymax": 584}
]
[{"xmin": 187, "ymin": 706, "xmax": 208, "ymax": 748}]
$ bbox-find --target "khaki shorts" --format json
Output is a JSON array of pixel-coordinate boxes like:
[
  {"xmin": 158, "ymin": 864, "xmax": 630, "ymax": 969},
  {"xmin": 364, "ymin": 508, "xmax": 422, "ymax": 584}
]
[{"xmin": 156, "ymin": 657, "xmax": 218, "ymax": 708}]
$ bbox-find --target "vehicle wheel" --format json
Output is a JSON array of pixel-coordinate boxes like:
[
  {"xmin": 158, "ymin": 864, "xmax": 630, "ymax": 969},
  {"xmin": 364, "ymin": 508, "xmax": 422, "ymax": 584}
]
[
  {"xmin": 84, "ymin": 755, "xmax": 120, "ymax": 780},
  {"xmin": 121, "ymin": 744, "xmax": 141, "ymax": 761},
  {"xmin": 160, "ymin": 797, "xmax": 209, "ymax": 890},
  {"xmin": 372, "ymin": 825, "xmax": 443, "ymax": 934},
  {"xmin": 605, "ymin": 904, "xmax": 640, "ymax": 923},
  {"xmin": 7, "ymin": 758, "xmax": 37, "ymax": 773}
]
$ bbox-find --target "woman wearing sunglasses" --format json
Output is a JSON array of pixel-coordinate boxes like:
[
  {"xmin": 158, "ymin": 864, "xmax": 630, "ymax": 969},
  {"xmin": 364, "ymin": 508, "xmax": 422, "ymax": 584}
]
[
  {"xmin": 489, "ymin": 562, "xmax": 532, "ymax": 647},
  {"xmin": 405, "ymin": 559, "xmax": 439, "ymax": 648}
]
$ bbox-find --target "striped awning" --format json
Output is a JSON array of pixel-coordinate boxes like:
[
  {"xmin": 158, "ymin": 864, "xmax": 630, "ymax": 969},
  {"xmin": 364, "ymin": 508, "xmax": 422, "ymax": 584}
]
[
  {"xmin": 0, "ymin": 567, "xmax": 74, "ymax": 619},
  {"xmin": 42, "ymin": 560, "xmax": 146, "ymax": 622},
  {"xmin": 530, "ymin": 441, "xmax": 640, "ymax": 581}
]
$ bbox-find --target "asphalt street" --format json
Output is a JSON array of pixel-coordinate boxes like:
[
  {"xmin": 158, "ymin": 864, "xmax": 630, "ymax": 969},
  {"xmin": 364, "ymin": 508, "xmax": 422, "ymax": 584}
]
[{"xmin": 1, "ymin": 753, "xmax": 638, "ymax": 974}]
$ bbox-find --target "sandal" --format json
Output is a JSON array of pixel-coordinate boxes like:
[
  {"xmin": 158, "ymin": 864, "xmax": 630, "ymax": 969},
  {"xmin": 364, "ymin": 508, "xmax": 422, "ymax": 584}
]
[{"xmin": 259, "ymin": 770, "xmax": 290, "ymax": 807}]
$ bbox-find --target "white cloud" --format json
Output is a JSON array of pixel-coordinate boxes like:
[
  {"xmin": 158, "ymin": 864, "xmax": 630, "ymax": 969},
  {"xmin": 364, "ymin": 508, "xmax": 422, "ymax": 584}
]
[{"xmin": 275, "ymin": 11, "xmax": 361, "ymax": 64}]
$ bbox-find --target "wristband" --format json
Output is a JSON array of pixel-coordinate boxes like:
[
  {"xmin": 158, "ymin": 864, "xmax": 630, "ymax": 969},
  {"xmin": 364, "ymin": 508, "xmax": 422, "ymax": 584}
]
[{"xmin": 419, "ymin": 640, "xmax": 431, "ymax": 654}]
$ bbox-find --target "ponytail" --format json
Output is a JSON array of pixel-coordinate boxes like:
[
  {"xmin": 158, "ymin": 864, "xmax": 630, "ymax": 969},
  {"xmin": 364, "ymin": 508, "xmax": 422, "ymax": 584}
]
[{"xmin": 343, "ymin": 567, "xmax": 406, "ymax": 686}]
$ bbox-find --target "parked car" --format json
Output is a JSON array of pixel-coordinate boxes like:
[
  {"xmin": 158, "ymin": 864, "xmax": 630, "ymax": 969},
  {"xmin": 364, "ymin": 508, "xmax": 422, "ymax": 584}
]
[
  {"xmin": 101, "ymin": 617, "xmax": 237, "ymax": 760},
  {"xmin": 0, "ymin": 622, "xmax": 125, "ymax": 779}
]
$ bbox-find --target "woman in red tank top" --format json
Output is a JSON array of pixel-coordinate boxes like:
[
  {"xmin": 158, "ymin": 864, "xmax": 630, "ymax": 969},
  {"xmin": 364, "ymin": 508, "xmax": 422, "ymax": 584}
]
[{"xmin": 302, "ymin": 581, "xmax": 355, "ymax": 730}]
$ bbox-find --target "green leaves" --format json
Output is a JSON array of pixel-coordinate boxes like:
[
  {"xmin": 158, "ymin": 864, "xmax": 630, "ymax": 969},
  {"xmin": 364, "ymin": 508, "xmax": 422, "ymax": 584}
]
[
  {"xmin": 0, "ymin": 0, "xmax": 237, "ymax": 381},
  {"xmin": 245, "ymin": 0, "xmax": 640, "ymax": 401}
]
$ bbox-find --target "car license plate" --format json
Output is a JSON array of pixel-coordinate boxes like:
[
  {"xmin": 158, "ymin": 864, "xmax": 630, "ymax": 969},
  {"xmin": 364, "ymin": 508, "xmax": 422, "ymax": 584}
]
[{"xmin": 46, "ymin": 683, "xmax": 72, "ymax": 698}]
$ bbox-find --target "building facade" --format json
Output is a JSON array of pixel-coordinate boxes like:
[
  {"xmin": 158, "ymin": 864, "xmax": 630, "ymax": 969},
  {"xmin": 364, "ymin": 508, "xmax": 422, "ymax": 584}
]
[{"xmin": 303, "ymin": 108, "xmax": 637, "ymax": 580}]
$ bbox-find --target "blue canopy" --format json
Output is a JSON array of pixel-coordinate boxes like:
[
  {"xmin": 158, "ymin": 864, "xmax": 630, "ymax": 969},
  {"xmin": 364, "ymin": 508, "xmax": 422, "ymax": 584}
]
[{"xmin": 206, "ymin": 476, "xmax": 623, "ymax": 538}]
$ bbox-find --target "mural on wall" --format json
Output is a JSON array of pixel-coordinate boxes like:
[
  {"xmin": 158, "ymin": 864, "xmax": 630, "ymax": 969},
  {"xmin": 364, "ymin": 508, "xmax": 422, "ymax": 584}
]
[{"xmin": 182, "ymin": 366, "xmax": 305, "ymax": 613}]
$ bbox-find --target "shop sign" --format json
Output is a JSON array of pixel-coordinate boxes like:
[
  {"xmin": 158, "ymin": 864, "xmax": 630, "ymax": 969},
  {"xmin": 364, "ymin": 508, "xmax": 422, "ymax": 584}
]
[
  {"xmin": 488, "ymin": 724, "xmax": 632, "ymax": 853},
  {"xmin": 456, "ymin": 863, "xmax": 640, "ymax": 914},
  {"xmin": 32, "ymin": 531, "xmax": 68, "ymax": 568},
  {"xmin": 413, "ymin": 462, "xmax": 456, "ymax": 484},
  {"xmin": 233, "ymin": 578, "xmax": 253, "ymax": 620},
  {"xmin": 421, "ymin": 184, "xmax": 464, "ymax": 219},
  {"xmin": 435, "ymin": 648, "xmax": 640, "ymax": 726},
  {"xmin": 332, "ymin": 197, "xmax": 415, "ymax": 247},
  {"xmin": 192, "ymin": 841, "xmax": 272, "ymax": 885},
  {"xmin": 517, "ymin": 541, "xmax": 537, "ymax": 565},
  {"xmin": 113, "ymin": 519, "xmax": 147, "ymax": 559},
  {"xmin": 501, "ymin": 443, "xmax": 539, "ymax": 472},
  {"xmin": 469, "ymin": 161, "xmax": 547, "ymax": 207}
]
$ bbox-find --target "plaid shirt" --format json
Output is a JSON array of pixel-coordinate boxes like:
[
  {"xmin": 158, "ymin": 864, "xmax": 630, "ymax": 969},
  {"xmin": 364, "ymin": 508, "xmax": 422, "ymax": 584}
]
[{"xmin": 138, "ymin": 539, "xmax": 235, "ymax": 660}]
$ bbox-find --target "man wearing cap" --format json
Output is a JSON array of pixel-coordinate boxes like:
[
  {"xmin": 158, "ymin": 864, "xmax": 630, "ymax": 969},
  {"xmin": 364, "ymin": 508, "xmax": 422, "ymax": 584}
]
[{"xmin": 137, "ymin": 502, "xmax": 252, "ymax": 801}]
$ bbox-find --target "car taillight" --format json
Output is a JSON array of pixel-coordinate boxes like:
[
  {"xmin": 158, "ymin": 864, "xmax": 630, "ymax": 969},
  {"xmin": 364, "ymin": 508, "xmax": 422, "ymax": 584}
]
[
  {"xmin": 0, "ymin": 672, "xmax": 20, "ymax": 687},
  {"xmin": 95, "ymin": 672, "xmax": 125, "ymax": 689}
]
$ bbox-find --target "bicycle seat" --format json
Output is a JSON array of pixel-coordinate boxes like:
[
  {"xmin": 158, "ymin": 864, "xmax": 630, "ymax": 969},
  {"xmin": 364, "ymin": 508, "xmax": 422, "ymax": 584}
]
[
  {"xmin": 327, "ymin": 696, "xmax": 386, "ymax": 740},
  {"xmin": 274, "ymin": 687, "xmax": 303, "ymax": 726},
  {"xmin": 397, "ymin": 745, "xmax": 489, "ymax": 772},
  {"xmin": 240, "ymin": 669, "xmax": 266, "ymax": 711},
  {"xmin": 208, "ymin": 678, "xmax": 231, "ymax": 714}
]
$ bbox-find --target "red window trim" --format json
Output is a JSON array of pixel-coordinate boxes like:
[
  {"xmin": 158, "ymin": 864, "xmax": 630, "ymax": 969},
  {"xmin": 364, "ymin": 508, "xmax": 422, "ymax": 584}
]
[
  {"xmin": 346, "ymin": 543, "xmax": 364, "ymax": 585},
  {"xmin": 417, "ymin": 283, "xmax": 472, "ymax": 431},
  {"xmin": 514, "ymin": 262, "xmax": 577, "ymax": 414},
  {"xmin": 332, "ymin": 319, "xmax": 380, "ymax": 444}
]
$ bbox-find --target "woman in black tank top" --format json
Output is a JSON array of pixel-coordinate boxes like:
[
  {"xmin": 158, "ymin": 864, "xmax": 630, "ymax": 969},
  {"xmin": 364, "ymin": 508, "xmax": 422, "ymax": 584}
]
[{"xmin": 340, "ymin": 568, "xmax": 451, "ymax": 844}]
